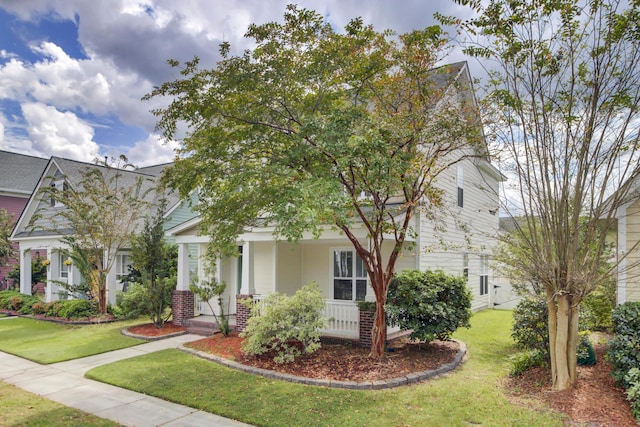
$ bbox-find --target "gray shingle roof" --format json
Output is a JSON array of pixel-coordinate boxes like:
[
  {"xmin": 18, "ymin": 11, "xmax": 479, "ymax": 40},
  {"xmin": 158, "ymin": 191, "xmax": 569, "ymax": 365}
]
[{"xmin": 0, "ymin": 151, "xmax": 48, "ymax": 195}]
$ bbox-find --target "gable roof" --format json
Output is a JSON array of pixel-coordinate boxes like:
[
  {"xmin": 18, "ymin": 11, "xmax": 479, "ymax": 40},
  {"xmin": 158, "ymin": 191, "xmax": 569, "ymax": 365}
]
[
  {"xmin": 0, "ymin": 151, "xmax": 48, "ymax": 197},
  {"xmin": 11, "ymin": 156, "xmax": 180, "ymax": 240}
]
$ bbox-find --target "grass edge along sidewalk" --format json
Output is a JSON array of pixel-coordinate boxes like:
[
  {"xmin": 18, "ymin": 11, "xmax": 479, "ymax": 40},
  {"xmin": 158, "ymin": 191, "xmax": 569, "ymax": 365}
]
[
  {"xmin": 86, "ymin": 310, "xmax": 566, "ymax": 427},
  {"xmin": 0, "ymin": 317, "xmax": 145, "ymax": 364}
]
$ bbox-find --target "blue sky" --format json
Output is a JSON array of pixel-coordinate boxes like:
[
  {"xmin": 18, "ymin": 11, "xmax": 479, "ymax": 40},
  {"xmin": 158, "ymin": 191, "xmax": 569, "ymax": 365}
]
[{"xmin": 0, "ymin": 1, "xmax": 469, "ymax": 166}]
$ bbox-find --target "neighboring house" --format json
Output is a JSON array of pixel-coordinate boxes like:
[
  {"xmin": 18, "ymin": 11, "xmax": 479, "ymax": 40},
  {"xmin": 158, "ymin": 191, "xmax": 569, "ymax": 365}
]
[
  {"xmin": 167, "ymin": 62, "xmax": 506, "ymax": 340},
  {"xmin": 615, "ymin": 188, "xmax": 640, "ymax": 304},
  {"xmin": 10, "ymin": 156, "xmax": 183, "ymax": 304},
  {"xmin": 0, "ymin": 151, "xmax": 49, "ymax": 287}
]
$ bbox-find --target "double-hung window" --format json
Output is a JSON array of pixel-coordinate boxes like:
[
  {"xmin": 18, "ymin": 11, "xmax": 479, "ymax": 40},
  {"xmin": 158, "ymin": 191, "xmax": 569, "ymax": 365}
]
[
  {"xmin": 480, "ymin": 255, "xmax": 489, "ymax": 296},
  {"xmin": 116, "ymin": 254, "xmax": 132, "ymax": 281},
  {"xmin": 60, "ymin": 254, "xmax": 70, "ymax": 279},
  {"xmin": 457, "ymin": 165, "xmax": 464, "ymax": 208},
  {"xmin": 332, "ymin": 249, "xmax": 367, "ymax": 301}
]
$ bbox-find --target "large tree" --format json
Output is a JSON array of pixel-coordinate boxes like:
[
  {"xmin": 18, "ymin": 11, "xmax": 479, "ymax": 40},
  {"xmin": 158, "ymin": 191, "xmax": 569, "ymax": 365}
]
[
  {"xmin": 447, "ymin": 0, "xmax": 640, "ymax": 390},
  {"xmin": 34, "ymin": 156, "xmax": 152, "ymax": 314},
  {"xmin": 147, "ymin": 5, "xmax": 481, "ymax": 357}
]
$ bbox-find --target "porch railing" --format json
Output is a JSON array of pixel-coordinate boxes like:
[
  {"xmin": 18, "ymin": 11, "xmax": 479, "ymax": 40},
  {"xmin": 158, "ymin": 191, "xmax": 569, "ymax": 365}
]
[{"xmin": 252, "ymin": 296, "xmax": 360, "ymax": 339}]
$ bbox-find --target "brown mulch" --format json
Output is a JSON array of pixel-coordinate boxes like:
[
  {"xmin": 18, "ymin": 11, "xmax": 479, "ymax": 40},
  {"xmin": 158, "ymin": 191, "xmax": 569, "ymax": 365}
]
[
  {"xmin": 185, "ymin": 332, "xmax": 459, "ymax": 382},
  {"xmin": 127, "ymin": 322, "xmax": 186, "ymax": 337},
  {"xmin": 505, "ymin": 344, "xmax": 637, "ymax": 427}
]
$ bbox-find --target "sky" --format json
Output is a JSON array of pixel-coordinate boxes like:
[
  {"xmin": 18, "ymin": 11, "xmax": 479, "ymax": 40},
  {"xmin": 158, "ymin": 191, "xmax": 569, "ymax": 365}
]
[{"xmin": 0, "ymin": 0, "xmax": 473, "ymax": 167}]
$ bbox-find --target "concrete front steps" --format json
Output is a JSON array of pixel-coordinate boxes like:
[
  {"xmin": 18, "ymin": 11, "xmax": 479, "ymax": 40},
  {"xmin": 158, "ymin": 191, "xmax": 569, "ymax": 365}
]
[{"xmin": 183, "ymin": 316, "xmax": 219, "ymax": 336}]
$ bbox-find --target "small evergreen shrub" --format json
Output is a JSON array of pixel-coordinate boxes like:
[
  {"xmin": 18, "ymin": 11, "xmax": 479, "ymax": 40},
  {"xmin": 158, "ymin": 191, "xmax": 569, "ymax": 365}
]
[
  {"xmin": 57, "ymin": 299, "xmax": 98, "ymax": 319},
  {"xmin": 625, "ymin": 368, "xmax": 640, "ymax": 422},
  {"xmin": 579, "ymin": 278, "xmax": 616, "ymax": 331},
  {"xmin": 511, "ymin": 296, "xmax": 550, "ymax": 361},
  {"xmin": 241, "ymin": 283, "xmax": 327, "ymax": 364},
  {"xmin": 44, "ymin": 301, "xmax": 63, "ymax": 317},
  {"xmin": 0, "ymin": 290, "xmax": 21, "ymax": 309},
  {"xmin": 9, "ymin": 295, "xmax": 23, "ymax": 310},
  {"xmin": 17, "ymin": 295, "xmax": 41, "ymax": 314},
  {"xmin": 607, "ymin": 301, "xmax": 640, "ymax": 388},
  {"xmin": 113, "ymin": 283, "xmax": 147, "ymax": 319},
  {"xmin": 509, "ymin": 349, "xmax": 547, "ymax": 377},
  {"xmin": 31, "ymin": 301, "xmax": 46, "ymax": 315},
  {"xmin": 386, "ymin": 269, "xmax": 472, "ymax": 342},
  {"xmin": 576, "ymin": 332, "xmax": 596, "ymax": 366}
]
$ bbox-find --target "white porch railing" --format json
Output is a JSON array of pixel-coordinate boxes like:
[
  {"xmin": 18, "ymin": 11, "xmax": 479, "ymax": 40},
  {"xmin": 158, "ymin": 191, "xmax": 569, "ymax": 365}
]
[{"xmin": 252, "ymin": 296, "xmax": 360, "ymax": 339}]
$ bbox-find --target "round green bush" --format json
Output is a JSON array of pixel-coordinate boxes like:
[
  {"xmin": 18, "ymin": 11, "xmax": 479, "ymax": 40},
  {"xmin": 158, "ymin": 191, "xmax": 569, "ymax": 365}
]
[{"xmin": 386, "ymin": 269, "xmax": 472, "ymax": 342}]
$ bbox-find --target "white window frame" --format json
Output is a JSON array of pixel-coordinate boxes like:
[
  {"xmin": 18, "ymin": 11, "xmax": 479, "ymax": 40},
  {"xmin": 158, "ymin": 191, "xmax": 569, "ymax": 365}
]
[
  {"xmin": 116, "ymin": 254, "xmax": 131, "ymax": 281},
  {"xmin": 480, "ymin": 255, "xmax": 489, "ymax": 296},
  {"xmin": 331, "ymin": 248, "xmax": 368, "ymax": 301},
  {"xmin": 59, "ymin": 253, "xmax": 70, "ymax": 279},
  {"xmin": 457, "ymin": 164, "xmax": 464, "ymax": 208}
]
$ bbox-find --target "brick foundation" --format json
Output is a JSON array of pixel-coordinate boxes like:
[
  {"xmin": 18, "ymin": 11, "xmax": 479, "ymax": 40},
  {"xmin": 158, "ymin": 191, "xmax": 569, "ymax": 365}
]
[
  {"xmin": 359, "ymin": 307, "xmax": 386, "ymax": 347},
  {"xmin": 172, "ymin": 290, "xmax": 194, "ymax": 326},
  {"xmin": 235, "ymin": 294, "xmax": 254, "ymax": 332}
]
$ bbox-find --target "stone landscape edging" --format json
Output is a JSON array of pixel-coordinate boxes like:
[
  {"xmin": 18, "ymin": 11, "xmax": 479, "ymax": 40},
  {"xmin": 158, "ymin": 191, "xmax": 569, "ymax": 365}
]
[
  {"xmin": 178, "ymin": 339, "xmax": 467, "ymax": 390},
  {"xmin": 121, "ymin": 327, "xmax": 187, "ymax": 341}
]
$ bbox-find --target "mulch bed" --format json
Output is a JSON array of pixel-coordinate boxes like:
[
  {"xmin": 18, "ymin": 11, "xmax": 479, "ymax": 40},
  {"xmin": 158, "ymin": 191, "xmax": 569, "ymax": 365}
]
[
  {"xmin": 185, "ymin": 332, "xmax": 460, "ymax": 382},
  {"xmin": 126, "ymin": 322, "xmax": 186, "ymax": 337},
  {"xmin": 505, "ymin": 344, "xmax": 637, "ymax": 427}
]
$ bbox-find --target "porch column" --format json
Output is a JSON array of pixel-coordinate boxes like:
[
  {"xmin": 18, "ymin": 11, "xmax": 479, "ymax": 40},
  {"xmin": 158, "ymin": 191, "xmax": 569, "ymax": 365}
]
[
  {"xmin": 68, "ymin": 264, "xmax": 80, "ymax": 300},
  {"xmin": 106, "ymin": 250, "xmax": 118, "ymax": 305},
  {"xmin": 240, "ymin": 241, "xmax": 255, "ymax": 295},
  {"xmin": 172, "ymin": 242, "xmax": 194, "ymax": 326},
  {"xmin": 46, "ymin": 251, "xmax": 60, "ymax": 302},
  {"xmin": 19, "ymin": 246, "xmax": 31, "ymax": 296},
  {"xmin": 176, "ymin": 243, "xmax": 191, "ymax": 291}
]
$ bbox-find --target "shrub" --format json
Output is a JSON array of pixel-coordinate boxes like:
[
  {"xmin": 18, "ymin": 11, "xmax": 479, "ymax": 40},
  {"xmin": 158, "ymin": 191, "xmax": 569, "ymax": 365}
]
[
  {"xmin": 577, "ymin": 332, "xmax": 596, "ymax": 366},
  {"xmin": 241, "ymin": 282, "xmax": 327, "ymax": 364},
  {"xmin": 0, "ymin": 290, "xmax": 21, "ymax": 309},
  {"xmin": 579, "ymin": 278, "xmax": 616, "ymax": 331},
  {"xmin": 625, "ymin": 368, "xmax": 640, "ymax": 422},
  {"xmin": 607, "ymin": 301, "xmax": 640, "ymax": 388},
  {"xmin": 17, "ymin": 295, "xmax": 41, "ymax": 314},
  {"xmin": 511, "ymin": 296, "xmax": 550, "ymax": 361},
  {"xmin": 509, "ymin": 349, "xmax": 547, "ymax": 377},
  {"xmin": 9, "ymin": 295, "xmax": 23, "ymax": 311},
  {"xmin": 44, "ymin": 301, "xmax": 63, "ymax": 317},
  {"xmin": 57, "ymin": 299, "xmax": 98, "ymax": 319},
  {"xmin": 386, "ymin": 270, "xmax": 472, "ymax": 342},
  {"xmin": 31, "ymin": 301, "xmax": 46, "ymax": 315},
  {"xmin": 113, "ymin": 283, "xmax": 147, "ymax": 319},
  {"xmin": 190, "ymin": 278, "xmax": 231, "ymax": 336}
]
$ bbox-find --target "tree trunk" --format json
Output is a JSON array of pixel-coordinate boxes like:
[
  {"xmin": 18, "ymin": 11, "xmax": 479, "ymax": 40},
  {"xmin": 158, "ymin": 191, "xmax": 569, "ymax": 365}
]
[
  {"xmin": 98, "ymin": 287, "xmax": 107, "ymax": 314},
  {"xmin": 370, "ymin": 293, "xmax": 387, "ymax": 358},
  {"xmin": 551, "ymin": 294, "xmax": 574, "ymax": 391}
]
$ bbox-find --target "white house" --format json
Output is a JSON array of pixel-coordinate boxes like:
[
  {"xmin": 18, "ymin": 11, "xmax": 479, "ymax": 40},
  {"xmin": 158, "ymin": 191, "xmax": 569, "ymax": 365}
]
[{"xmin": 168, "ymin": 62, "xmax": 505, "ymax": 340}]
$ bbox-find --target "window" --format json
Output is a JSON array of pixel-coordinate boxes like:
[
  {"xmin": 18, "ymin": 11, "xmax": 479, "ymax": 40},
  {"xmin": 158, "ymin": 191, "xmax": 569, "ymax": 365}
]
[
  {"xmin": 60, "ymin": 254, "xmax": 70, "ymax": 279},
  {"xmin": 332, "ymin": 249, "xmax": 367, "ymax": 301},
  {"xmin": 463, "ymin": 253, "xmax": 469, "ymax": 281},
  {"xmin": 457, "ymin": 165, "xmax": 464, "ymax": 208},
  {"xmin": 116, "ymin": 254, "xmax": 132, "ymax": 281},
  {"xmin": 480, "ymin": 255, "xmax": 489, "ymax": 296},
  {"xmin": 50, "ymin": 179, "xmax": 68, "ymax": 207}
]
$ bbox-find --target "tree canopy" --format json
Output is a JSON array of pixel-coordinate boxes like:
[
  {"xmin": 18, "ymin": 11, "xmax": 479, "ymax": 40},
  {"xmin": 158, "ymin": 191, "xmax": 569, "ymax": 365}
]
[
  {"xmin": 447, "ymin": 0, "xmax": 640, "ymax": 390},
  {"xmin": 147, "ymin": 5, "xmax": 484, "ymax": 357}
]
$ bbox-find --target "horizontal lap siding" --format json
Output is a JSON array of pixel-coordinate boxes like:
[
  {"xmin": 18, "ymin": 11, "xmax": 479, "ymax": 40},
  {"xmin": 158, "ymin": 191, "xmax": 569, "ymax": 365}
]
[
  {"xmin": 419, "ymin": 153, "xmax": 500, "ymax": 311},
  {"xmin": 625, "ymin": 200, "xmax": 640, "ymax": 302}
]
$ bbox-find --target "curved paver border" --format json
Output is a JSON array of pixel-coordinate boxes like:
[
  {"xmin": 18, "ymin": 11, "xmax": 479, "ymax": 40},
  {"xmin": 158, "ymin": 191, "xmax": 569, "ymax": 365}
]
[
  {"xmin": 178, "ymin": 339, "xmax": 466, "ymax": 390},
  {"xmin": 121, "ymin": 327, "xmax": 187, "ymax": 341}
]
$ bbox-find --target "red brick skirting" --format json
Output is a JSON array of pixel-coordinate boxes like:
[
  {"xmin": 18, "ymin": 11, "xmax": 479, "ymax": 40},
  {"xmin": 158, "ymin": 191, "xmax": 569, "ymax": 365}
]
[
  {"xmin": 172, "ymin": 290, "xmax": 194, "ymax": 326},
  {"xmin": 235, "ymin": 294, "xmax": 254, "ymax": 332},
  {"xmin": 359, "ymin": 307, "xmax": 386, "ymax": 347}
]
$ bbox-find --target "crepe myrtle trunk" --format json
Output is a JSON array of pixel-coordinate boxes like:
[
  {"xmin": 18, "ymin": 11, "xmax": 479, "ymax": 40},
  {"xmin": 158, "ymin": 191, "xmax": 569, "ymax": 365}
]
[{"xmin": 547, "ymin": 291, "xmax": 580, "ymax": 390}]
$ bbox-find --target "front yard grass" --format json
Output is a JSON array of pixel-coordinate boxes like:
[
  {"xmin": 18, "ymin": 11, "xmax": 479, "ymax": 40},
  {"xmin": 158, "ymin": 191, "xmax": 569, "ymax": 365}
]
[
  {"xmin": 0, "ymin": 317, "xmax": 145, "ymax": 364},
  {"xmin": 86, "ymin": 310, "xmax": 566, "ymax": 426},
  {"xmin": 0, "ymin": 381, "xmax": 118, "ymax": 426}
]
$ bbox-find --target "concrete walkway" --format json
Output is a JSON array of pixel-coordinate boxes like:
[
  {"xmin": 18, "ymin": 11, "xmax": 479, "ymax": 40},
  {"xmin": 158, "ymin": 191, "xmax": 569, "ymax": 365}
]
[{"xmin": 0, "ymin": 327, "xmax": 251, "ymax": 427}]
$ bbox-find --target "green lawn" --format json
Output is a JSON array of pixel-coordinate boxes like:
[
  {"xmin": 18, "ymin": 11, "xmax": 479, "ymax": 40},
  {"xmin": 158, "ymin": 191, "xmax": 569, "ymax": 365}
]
[
  {"xmin": 0, "ymin": 381, "xmax": 119, "ymax": 426},
  {"xmin": 86, "ymin": 310, "xmax": 566, "ymax": 426},
  {"xmin": 0, "ymin": 317, "xmax": 145, "ymax": 364}
]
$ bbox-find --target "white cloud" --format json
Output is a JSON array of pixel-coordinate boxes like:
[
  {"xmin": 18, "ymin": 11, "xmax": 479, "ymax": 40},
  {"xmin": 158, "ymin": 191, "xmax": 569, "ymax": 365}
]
[
  {"xmin": 126, "ymin": 133, "xmax": 179, "ymax": 167},
  {"xmin": 21, "ymin": 102, "xmax": 100, "ymax": 161}
]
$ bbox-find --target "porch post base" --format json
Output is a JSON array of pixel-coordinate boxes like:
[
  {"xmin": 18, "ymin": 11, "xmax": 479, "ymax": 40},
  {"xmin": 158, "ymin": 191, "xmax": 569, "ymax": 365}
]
[
  {"xmin": 172, "ymin": 290, "xmax": 194, "ymax": 326},
  {"xmin": 358, "ymin": 306, "xmax": 385, "ymax": 347},
  {"xmin": 235, "ymin": 294, "xmax": 254, "ymax": 332}
]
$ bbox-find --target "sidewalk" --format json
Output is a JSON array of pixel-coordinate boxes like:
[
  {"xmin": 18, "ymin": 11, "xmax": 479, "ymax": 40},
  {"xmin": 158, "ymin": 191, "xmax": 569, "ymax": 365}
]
[{"xmin": 0, "ymin": 327, "xmax": 251, "ymax": 427}]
